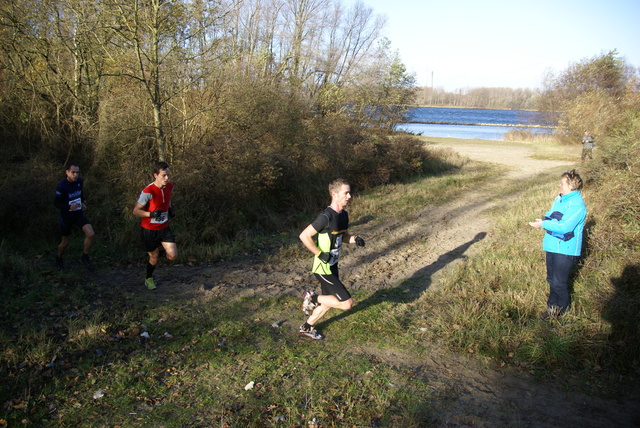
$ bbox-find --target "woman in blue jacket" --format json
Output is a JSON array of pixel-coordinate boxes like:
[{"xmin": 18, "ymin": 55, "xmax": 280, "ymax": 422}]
[{"xmin": 529, "ymin": 169, "xmax": 586, "ymax": 318}]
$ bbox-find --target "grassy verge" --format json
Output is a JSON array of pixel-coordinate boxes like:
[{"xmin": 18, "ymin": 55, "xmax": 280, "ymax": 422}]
[
  {"xmin": 422, "ymin": 135, "xmax": 582, "ymax": 163},
  {"xmin": 0, "ymin": 275, "xmax": 436, "ymax": 426},
  {"xmin": 404, "ymin": 158, "xmax": 639, "ymax": 383},
  {"xmin": 1, "ymin": 137, "xmax": 637, "ymax": 426},
  {"xmin": 0, "ymin": 265, "xmax": 457, "ymax": 426}
]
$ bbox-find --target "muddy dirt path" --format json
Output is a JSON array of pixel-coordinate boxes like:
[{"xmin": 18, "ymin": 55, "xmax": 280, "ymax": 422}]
[{"xmin": 98, "ymin": 141, "xmax": 639, "ymax": 427}]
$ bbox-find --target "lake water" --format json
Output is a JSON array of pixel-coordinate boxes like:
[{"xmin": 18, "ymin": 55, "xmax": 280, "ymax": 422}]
[{"xmin": 397, "ymin": 107, "xmax": 552, "ymax": 141}]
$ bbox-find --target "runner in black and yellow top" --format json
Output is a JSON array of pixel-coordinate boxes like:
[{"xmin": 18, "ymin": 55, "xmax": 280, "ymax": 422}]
[{"xmin": 298, "ymin": 178, "xmax": 365, "ymax": 340}]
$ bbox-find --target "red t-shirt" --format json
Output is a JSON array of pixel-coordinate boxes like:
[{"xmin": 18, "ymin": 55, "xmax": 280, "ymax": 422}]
[{"xmin": 137, "ymin": 182, "xmax": 174, "ymax": 230}]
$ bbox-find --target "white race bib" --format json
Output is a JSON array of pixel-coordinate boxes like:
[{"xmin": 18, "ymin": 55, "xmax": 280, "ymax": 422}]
[
  {"xmin": 69, "ymin": 197, "xmax": 82, "ymax": 211},
  {"xmin": 150, "ymin": 211, "xmax": 168, "ymax": 224}
]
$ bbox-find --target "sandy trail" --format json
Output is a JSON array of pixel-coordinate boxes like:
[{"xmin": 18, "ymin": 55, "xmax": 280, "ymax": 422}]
[{"xmin": 99, "ymin": 140, "xmax": 639, "ymax": 426}]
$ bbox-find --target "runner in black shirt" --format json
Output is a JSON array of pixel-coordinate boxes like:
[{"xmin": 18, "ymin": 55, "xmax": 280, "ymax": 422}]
[
  {"xmin": 298, "ymin": 178, "xmax": 365, "ymax": 339},
  {"xmin": 54, "ymin": 163, "xmax": 95, "ymax": 270}
]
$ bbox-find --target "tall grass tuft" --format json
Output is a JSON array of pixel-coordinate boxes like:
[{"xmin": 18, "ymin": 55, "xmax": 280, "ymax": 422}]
[{"xmin": 504, "ymin": 129, "xmax": 556, "ymax": 143}]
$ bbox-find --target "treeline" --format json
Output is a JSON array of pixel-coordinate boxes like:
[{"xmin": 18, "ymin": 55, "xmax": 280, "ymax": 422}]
[
  {"xmin": 414, "ymin": 86, "xmax": 538, "ymax": 110},
  {"xmin": 0, "ymin": 0, "xmax": 438, "ymax": 249}
]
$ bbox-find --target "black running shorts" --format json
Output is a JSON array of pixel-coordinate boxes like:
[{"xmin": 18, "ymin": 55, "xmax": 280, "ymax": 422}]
[
  {"xmin": 140, "ymin": 226, "xmax": 176, "ymax": 252},
  {"xmin": 59, "ymin": 214, "xmax": 91, "ymax": 237},
  {"xmin": 314, "ymin": 265, "xmax": 351, "ymax": 301}
]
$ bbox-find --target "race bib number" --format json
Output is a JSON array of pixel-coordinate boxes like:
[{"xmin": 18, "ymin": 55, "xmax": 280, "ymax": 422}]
[
  {"xmin": 69, "ymin": 197, "xmax": 82, "ymax": 211},
  {"xmin": 150, "ymin": 211, "xmax": 169, "ymax": 224}
]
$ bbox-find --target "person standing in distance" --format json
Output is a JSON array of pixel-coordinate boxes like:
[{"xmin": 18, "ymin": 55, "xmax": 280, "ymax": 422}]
[
  {"xmin": 54, "ymin": 163, "xmax": 95, "ymax": 270},
  {"xmin": 581, "ymin": 131, "xmax": 595, "ymax": 161},
  {"xmin": 529, "ymin": 169, "xmax": 586, "ymax": 319},
  {"xmin": 299, "ymin": 178, "xmax": 365, "ymax": 340},
  {"xmin": 132, "ymin": 161, "xmax": 177, "ymax": 290}
]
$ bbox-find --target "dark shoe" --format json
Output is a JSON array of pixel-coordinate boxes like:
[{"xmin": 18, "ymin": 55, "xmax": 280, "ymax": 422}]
[
  {"xmin": 80, "ymin": 254, "xmax": 95, "ymax": 270},
  {"xmin": 55, "ymin": 257, "xmax": 64, "ymax": 270},
  {"xmin": 299, "ymin": 324, "xmax": 324, "ymax": 340}
]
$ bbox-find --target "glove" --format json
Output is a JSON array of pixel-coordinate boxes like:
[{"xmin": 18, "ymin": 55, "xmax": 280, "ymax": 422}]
[
  {"xmin": 549, "ymin": 211, "xmax": 563, "ymax": 220},
  {"xmin": 150, "ymin": 209, "xmax": 164, "ymax": 220},
  {"xmin": 318, "ymin": 252, "xmax": 331, "ymax": 263},
  {"xmin": 168, "ymin": 207, "xmax": 175, "ymax": 218},
  {"xmin": 355, "ymin": 236, "xmax": 365, "ymax": 247},
  {"xmin": 542, "ymin": 211, "xmax": 563, "ymax": 221}
]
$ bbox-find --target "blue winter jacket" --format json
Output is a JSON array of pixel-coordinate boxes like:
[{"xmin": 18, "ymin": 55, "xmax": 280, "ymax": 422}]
[{"xmin": 541, "ymin": 190, "xmax": 586, "ymax": 256}]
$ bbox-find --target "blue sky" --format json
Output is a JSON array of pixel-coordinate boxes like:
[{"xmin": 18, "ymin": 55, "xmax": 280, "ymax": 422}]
[{"xmin": 350, "ymin": 0, "xmax": 640, "ymax": 91}]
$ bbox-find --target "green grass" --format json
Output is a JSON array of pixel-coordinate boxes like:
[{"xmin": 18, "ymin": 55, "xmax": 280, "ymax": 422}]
[
  {"xmin": 349, "ymin": 167, "xmax": 495, "ymax": 222},
  {"xmin": 0, "ymin": 281, "xmax": 437, "ymax": 426},
  {"xmin": 0, "ymin": 149, "xmax": 489, "ymax": 427},
  {"xmin": 1, "ymin": 136, "xmax": 638, "ymax": 426}
]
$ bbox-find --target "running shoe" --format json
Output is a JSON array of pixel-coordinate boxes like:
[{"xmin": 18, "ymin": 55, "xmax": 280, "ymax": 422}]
[
  {"xmin": 55, "ymin": 256, "xmax": 64, "ymax": 270},
  {"xmin": 299, "ymin": 325, "xmax": 324, "ymax": 340},
  {"xmin": 301, "ymin": 290, "xmax": 318, "ymax": 316},
  {"xmin": 145, "ymin": 277, "xmax": 157, "ymax": 290},
  {"xmin": 80, "ymin": 253, "xmax": 95, "ymax": 270}
]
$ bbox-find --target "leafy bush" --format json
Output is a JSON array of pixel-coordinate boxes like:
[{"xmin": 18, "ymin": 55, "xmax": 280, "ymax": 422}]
[
  {"xmin": 537, "ymin": 50, "xmax": 637, "ymax": 144},
  {"xmin": 172, "ymin": 91, "xmax": 447, "ymax": 244},
  {"xmin": 582, "ymin": 106, "xmax": 640, "ymax": 369},
  {"xmin": 1, "ymin": 64, "xmax": 454, "ymax": 251}
]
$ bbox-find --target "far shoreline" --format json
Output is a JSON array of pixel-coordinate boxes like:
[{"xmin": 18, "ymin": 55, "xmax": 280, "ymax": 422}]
[
  {"xmin": 402, "ymin": 104, "xmax": 540, "ymax": 112},
  {"xmin": 402, "ymin": 120, "xmax": 551, "ymax": 128}
]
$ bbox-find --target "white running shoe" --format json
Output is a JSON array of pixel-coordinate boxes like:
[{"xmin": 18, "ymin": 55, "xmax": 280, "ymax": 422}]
[
  {"xmin": 299, "ymin": 325, "xmax": 324, "ymax": 340},
  {"xmin": 301, "ymin": 290, "xmax": 318, "ymax": 316}
]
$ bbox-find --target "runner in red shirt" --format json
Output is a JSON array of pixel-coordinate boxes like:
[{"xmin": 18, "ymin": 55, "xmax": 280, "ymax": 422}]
[{"xmin": 132, "ymin": 161, "xmax": 178, "ymax": 290}]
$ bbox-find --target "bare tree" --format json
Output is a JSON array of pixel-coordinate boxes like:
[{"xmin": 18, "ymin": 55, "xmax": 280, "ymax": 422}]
[
  {"xmin": 101, "ymin": 0, "xmax": 224, "ymax": 161},
  {"xmin": 1, "ymin": 0, "xmax": 395, "ymax": 162},
  {"xmin": 0, "ymin": 0, "xmax": 110, "ymax": 159},
  {"xmin": 281, "ymin": 0, "xmax": 329, "ymax": 90},
  {"xmin": 332, "ymin": 1, "xmax": 385, "ymax": 84}
]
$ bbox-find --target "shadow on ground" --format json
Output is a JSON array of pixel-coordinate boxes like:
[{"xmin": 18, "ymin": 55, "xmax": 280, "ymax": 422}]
[
  {"xmin": 602, "ymin": 263, "xmax": 640, "ymax": 370},
  {"xmin": 318, "ymin": 231, "xmax": 487, "ymax": 331}
]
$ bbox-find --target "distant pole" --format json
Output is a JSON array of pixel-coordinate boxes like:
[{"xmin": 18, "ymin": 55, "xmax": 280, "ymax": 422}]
[{"xmin": 431, "ymin": 71, "xmax": 434, "ymax": 89}]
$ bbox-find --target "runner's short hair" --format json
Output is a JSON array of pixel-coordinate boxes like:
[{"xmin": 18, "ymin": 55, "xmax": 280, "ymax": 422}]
[
  {"xmin": 65, "ymin": 162, "xmax": 79, "ymax": 171},
  {"xmin": 329, "ymin": 178, "xmax": 349, "ymax": 195},
  {"xmin": 561, "ymin": 169, "xmax": 583, "ymax": 191},
  {"xmin": 153, "ymin": 161, "xmax": 170, "ymax": 175}
]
